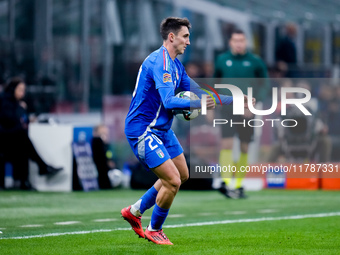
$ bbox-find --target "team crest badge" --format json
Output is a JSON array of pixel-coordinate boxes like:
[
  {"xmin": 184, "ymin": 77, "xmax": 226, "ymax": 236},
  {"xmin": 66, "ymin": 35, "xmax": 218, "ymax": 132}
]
[{"xmin": 156, "ymin": 148, "xmax": 165, "ymax": 158}]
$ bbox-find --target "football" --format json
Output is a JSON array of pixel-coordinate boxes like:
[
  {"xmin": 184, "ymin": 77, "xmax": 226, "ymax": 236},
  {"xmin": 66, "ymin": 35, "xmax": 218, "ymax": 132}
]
[
  {"xmin": 173, "ymin": 91, "xmax": 200, "ymax": 121},
  {"xmin": 108, "ymin": 169, "xmax": 123, "ymax": 188}
]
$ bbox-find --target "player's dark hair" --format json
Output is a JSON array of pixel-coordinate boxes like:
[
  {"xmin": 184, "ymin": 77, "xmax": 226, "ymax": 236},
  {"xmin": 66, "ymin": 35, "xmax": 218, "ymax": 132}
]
[
  {"xmin": 160, "ymin": 17, "xmax": 191, "ymax": 40},
  {"xmin": 230, "ymin": 29, "xmax": 245, "ymax": 37}
]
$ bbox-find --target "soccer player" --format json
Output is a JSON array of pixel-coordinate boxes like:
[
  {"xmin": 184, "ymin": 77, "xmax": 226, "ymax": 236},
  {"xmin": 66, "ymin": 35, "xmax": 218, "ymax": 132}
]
[
  {"xmin": 121, "ymin": 17, "xmax": 237, "ymax": 245},
  {"xmin": 214, "ymin": 29, "xmax": 269, "ymax": 199}
]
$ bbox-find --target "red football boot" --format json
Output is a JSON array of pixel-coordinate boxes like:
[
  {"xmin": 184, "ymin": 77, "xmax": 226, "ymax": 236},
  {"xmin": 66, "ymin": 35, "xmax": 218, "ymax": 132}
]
[
  {"xmin": 144, "ymin": 227, "xmax": 173, "ymax": 245},
  {"xmin": 121, "ymin": 205, "xmax": 144, "ymax": 238}
]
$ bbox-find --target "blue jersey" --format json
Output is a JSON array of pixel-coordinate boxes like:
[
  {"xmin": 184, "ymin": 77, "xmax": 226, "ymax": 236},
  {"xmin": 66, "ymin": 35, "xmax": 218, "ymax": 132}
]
[
  {"xmin": 125, "ymin": 46, "xmax": 200, "ymax": 137},
  {"xmin": 125, "ymin": 45, "xmax": 233, "ymax": 139}
]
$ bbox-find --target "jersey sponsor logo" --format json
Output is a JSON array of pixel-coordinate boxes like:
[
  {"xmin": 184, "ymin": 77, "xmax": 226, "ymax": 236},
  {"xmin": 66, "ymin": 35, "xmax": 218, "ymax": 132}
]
[
  {"xmin": 243, "ymin": 61, "xmax": 251, "ymax": 66},
  {"xmin": 156, "ymin": 148, "xmax": 165, "ymax": 158},
  {"xmin": 163, "ymin": 73, "xmax": 172, "ymax": 83}
]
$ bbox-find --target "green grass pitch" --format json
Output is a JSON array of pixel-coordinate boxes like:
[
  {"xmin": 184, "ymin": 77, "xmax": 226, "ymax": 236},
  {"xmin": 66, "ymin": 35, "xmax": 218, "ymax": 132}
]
[{"xmin": 0, "ymin": 189, "xmax": 340, "ymax": 254}]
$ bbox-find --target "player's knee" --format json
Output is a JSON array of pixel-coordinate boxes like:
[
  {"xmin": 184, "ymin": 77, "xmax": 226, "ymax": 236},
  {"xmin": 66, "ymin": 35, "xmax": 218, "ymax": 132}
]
[
  {"xmin": 166, "ymin": 177, "xmax": 181, "ymax": 193},
  {"xmin": 172, "ymin": 177, "xmax": 182, "ymax": 190},
  {"xmin": 180, "ymin": 173, "xmax": 189, "ymax": 184}
]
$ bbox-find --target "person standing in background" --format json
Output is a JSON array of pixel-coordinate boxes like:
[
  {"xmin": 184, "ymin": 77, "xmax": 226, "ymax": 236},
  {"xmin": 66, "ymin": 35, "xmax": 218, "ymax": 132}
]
[
  {"xmin": 91, "ymin": 124, "xmax": 117, "ymax": 189},
  {"xmin": 0, "ymin": 77, "xmax": 62, "ymax": 190},
  {"xmin": 275, "ymin": 23, "xmax": 297, "ymax": 77},
  {"xmin": 214, "ymin": 29, "xmax": 269, "ymax": 198},
  {"xmin": 275, "ymin": 23, "xmax": 297, "ymax": 65}
]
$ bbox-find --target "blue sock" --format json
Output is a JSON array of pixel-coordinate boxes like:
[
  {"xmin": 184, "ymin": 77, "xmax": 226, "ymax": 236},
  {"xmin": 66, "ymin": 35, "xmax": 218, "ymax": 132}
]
[
  {"xmin": 150, "ymin": 204, "xmax": 169, "ymax": 230},
  {"xmin": 139, "ymin": 186, "xmax": 158, "ymax": 214}
]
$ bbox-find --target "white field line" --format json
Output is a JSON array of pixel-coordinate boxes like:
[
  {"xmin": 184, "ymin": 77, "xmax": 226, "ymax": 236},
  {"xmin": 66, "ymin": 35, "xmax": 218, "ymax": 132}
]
[
  {"xmin": 1, "ymin": 212, "xmax": 340, "ymax": 240},
  {"xmin": 0, "ymin": 228, "xmax": 130, "ymax": 240},
  {"xmin": 224, "ymin": 211, "xmax": 247, "ymax": 215},
  {"xmin": 167, "ymin": 214, "xmax": 185, "ymax": 218},
  {"xmin": 257, "ymin": 209, "xmax": 278, "ymax": 214},
  {"xmin": 93, "ymin": 219, "xmax": 118, "ymax": 222},
  {"xmin": 20, "ymin": 225, "xmax": 43, "ymax": 228},
  {"xmin": 54, "ymin": 221, "xmax": 80, "ymax": 225},
  {"xmin": 198, "ymin": 212, "xmax": 217, "ymax": 216}
]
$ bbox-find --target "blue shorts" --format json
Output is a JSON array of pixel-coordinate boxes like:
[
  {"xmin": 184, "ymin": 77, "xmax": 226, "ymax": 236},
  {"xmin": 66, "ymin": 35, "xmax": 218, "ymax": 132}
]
[{"xmin": 126, "ymin": 129, "xmax": 183, "ymax": 170}]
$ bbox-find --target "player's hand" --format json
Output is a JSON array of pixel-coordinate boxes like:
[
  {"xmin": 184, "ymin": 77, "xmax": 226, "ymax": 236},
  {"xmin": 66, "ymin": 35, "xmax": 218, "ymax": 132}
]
[
  {"xmin": 205, "ymin": 95, "xmax": 215, "ymax": 110},
  {"xmin": 244, "ymin": 95, "xmax": 255, "ymax": 109}
]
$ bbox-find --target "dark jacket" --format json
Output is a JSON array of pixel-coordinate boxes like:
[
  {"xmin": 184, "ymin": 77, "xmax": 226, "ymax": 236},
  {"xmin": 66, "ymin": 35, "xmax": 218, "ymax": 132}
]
[
  {"xmin": 275, "ymin": 36, "xmax": 297, "ymax": 64},
  {"xmin": 0, "ymin": 92, "xmax": 28, "ymax": 134},
  {"xmin": 91, "ymin": 137, "xmax": 112, "ymax": 189}
]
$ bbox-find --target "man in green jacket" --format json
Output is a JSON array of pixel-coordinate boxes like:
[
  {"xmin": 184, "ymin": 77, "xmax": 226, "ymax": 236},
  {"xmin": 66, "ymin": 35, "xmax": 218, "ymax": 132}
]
[{"xmin": 214, "ymin": 29, "xmax": 269, "ymax": 198}]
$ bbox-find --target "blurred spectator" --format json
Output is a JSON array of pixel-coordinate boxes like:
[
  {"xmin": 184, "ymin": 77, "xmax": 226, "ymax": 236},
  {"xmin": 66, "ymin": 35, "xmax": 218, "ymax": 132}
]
[
  {"xmin": 275, "ymin": 23, "xmax": 297, "ymax": 65},
  {"xmin": 317, "ymin": 84, "xmax": 334, "ymax": 121},
  {"xmin": 323, "ymin": 86, "xmax": 340, "ymax": 161},
  {"xmin": 185, "ymin": 62, "xmax": 202, "ymax": 78},
  {"xmin": 268, "ymin": 64, "xmax": 286, "ymax": 79},
  {"xmin": 0, "ymin": 77, "xmax": 62, "ymax": 190},
  {"xmin": 91, "ymin": 124, "xmax": 118, "ymax": 189},
  {"xmin": 259, "ymin": 78, "xmax": 294, "ymax": 161},
  {"xmin": 268, "ymin": 108, "xmax": 331, "ymax": 163},
  {"xmin": 202, "ymin": 62, "xmax": 214, "ymax": 78},
  {"xmin": 184, "ymin": 62, "xmax": 215, "ymax": 79},
  {"xmin": 327, "ymin": 100, "xmax": 340, "ymax": 136},
  {"xmin": 268, "ymin": 81, "xmax": 331, "ymax": 163}
]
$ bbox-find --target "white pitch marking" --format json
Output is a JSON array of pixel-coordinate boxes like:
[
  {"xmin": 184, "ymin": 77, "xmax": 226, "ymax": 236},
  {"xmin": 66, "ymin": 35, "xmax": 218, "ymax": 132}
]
[
  {"xmin": 198, "ymin": 212, "xmax": 217, "ymax": 216},
  {"xmin": 93, "ymin": 219, "xmax": 117, "ymax": 222},
  {"xmin": 167, "ymin": 214, "xmax": 184, "ymax": 218},
  {"xmin": 0, "ymin": 228, "xmax": 5, "ymax": 230},
  {"xmin": 225, "ymin": 211, "xmax": 247, "ymax": 215},
  {"xmin": 258, "ymin": 209, "xmax": 278, "ymax": 214},
  {"xmin": 0, "ymin": 228, "xmax": 130, "ymax": 240},
  {"xmin": 2, "ymin": 212, "xmax": 340, "ymax": 240},
  {"xmin": 142, "ymin": 216, "xmax": 151, "ymax": 219},
  {"xmin": 20, "ymin": 225, "xmax": 43, "ymax": 228},
  {"xmin": 54, "ymin": 221, "xmax": 80, "ymax": 225}
]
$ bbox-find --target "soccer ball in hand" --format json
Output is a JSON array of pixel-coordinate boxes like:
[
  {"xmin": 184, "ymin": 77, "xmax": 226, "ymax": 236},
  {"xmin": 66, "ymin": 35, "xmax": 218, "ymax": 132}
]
[{"xmin": 173, "ymin": 91, "xmax": 200, "ymax": 121}]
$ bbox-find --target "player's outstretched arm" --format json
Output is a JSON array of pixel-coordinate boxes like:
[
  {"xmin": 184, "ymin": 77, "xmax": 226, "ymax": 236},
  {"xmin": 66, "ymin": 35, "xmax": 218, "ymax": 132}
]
[
  {"xmin": 180, "ymin": 77, "xmax": 233, "ymax": 106},
  {"xmin": 158, "ymin": 85, "xmax": 201, "ymax": 110}
]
